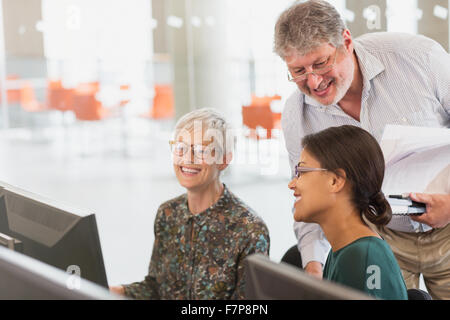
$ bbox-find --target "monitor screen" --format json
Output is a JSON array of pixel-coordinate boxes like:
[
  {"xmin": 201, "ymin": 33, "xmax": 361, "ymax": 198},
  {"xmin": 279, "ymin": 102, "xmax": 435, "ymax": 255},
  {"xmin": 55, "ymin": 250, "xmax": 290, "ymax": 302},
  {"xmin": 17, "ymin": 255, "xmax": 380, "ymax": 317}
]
[
  {"xmin": 244, "ymin": 254, "xmax": 374, "ymax": 300},
  {"xmin": 0, "ymin": 245, "xmax": 118, "ymax": 300},
  {"xmin": 0, "ymin": 183, "xmax": 108, "ymax": 288}
]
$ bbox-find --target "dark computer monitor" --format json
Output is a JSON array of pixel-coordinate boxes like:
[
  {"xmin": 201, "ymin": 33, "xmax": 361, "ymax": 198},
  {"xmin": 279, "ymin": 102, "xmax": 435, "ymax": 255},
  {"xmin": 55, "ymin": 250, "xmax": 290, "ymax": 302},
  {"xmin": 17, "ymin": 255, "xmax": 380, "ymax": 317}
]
[
  {"xmin": 0, "ymin": 245, "xmax": 119, "ymax": 300},
  {"xmin": 245, "ymin": 254, "xmax": 374, "ymax": 300},
  {"xmin": 0, "ymin": 182, "xmax": 108, "ymax": 288}
]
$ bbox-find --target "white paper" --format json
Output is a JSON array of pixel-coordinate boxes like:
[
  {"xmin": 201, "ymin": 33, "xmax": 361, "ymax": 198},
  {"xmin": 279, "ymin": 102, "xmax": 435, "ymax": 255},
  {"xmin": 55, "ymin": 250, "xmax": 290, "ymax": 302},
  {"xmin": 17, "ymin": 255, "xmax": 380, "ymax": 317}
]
[
  {"xmin": 380, "ymin": 125, "xmax": 450, "ymax": 231},
  {"xmin": 381, "ymin": 125, "xmax": 450, "ymax": 194},
  {"xmin": 380, "ymin": 125, "xmax": 450, "ymax": 167}
]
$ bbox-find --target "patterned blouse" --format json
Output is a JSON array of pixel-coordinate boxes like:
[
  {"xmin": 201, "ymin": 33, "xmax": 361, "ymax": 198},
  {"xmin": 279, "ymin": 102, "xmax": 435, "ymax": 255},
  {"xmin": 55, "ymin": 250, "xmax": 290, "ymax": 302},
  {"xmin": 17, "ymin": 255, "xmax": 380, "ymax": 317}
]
[{"xmin": 122, "ymin": 185, "xmax": 270, "ymax": 300}]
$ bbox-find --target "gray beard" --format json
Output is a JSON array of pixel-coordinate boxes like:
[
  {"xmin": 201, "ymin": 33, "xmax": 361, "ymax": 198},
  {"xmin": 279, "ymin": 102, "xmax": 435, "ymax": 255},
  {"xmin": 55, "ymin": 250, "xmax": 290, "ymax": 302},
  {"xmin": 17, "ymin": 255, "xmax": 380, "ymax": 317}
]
[
  {"xmin": 303, "ymin": 74, "xmax": 354, "ymax": 107},
  {"xmin": 331, "ymin": 71, "xmax": 354, "ymax": 106}
]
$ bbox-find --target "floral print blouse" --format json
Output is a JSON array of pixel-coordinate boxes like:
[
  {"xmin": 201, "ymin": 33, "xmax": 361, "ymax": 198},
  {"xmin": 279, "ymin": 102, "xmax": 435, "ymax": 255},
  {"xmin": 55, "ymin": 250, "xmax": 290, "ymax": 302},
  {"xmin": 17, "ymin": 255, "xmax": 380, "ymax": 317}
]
[{"xmin": 122, "ymin": 185, "xmax": 270, "ymax": 300}]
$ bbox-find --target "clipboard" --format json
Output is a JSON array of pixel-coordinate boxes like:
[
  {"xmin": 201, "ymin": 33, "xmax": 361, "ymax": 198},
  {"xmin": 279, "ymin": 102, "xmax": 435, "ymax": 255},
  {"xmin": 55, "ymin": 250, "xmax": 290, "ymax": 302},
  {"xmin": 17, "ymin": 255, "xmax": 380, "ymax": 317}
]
[{"xmin": 387, "ymin": 196, "xmax": 426, "ymax": 216}]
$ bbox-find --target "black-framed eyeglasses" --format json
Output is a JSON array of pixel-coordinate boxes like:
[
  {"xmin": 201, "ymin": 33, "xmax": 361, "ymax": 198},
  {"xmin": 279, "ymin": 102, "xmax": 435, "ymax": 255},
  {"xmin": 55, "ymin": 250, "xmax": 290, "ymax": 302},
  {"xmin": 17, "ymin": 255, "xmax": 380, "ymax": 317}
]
[
  {"xmin": 169, "ymin": 140, "xmax": 217, "ymax": 160},
  {"xmin": 287, "ymin": 48, "xmax": 339, "ymax": 83},
  {"xmin": 294, "ymin": 163, "xmax": 328, "ymax": 179}
]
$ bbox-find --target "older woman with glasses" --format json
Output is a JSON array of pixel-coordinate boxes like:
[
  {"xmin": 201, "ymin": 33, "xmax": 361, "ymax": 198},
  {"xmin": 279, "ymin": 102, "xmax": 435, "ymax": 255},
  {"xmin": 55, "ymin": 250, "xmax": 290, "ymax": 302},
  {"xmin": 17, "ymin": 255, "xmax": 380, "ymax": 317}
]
[{"xmin": 110, "ymin": 108, "xmax": 270, "ymax": 300}]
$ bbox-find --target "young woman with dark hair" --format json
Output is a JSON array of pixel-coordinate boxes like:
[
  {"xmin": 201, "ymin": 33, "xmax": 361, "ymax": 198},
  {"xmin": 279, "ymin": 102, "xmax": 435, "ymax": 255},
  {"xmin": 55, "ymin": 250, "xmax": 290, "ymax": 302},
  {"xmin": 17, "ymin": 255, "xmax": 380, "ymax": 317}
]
[{"xmin": 288, "ymin": 125, "xmax": 407, "ymax": 300}]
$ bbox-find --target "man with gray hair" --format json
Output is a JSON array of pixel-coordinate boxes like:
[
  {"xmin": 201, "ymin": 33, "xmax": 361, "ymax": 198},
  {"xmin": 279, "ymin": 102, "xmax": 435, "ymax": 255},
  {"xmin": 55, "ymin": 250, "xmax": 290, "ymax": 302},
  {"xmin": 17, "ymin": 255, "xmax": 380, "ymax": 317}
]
[{"xmin": 274, "ymin": 0, "xmax": 449, "ymax": 299}]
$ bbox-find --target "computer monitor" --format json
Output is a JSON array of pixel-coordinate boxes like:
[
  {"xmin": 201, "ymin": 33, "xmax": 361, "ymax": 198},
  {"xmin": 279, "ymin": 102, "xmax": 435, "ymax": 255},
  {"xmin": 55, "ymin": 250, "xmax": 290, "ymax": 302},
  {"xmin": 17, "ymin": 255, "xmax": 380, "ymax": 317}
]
[
  {"xmin": 0, "ymin": 245, "xmax": 120, "ymax": 300},
  {"xmin": 244, "ymin": 254, "xmax": 374, "ymax": 300},
  {"xmin": 0, "ymin": 182, "xmax": 108, "ymax": 288}
]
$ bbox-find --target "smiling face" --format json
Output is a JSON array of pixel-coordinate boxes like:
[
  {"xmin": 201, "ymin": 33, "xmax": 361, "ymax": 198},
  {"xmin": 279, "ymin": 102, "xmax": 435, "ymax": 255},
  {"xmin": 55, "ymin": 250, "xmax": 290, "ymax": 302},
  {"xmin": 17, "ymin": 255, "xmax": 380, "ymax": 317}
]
[
  {"xmin": 285, "ymin": 33, "xmax": 355, "ymax": 106},
  {"xmin": 288, "ymin": 149, "xmax": 335, "ymax": 223},
  {"xmin": 172, "ymin": 129, "xmax": 228, "ymax": 193}
]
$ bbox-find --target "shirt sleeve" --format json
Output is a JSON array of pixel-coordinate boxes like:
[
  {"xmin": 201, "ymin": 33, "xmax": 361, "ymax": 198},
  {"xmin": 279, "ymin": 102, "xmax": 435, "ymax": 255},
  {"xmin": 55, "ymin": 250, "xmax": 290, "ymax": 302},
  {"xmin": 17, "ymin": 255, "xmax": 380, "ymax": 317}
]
[
  {"xmin": 282, "ymin": 93, "xmax": 331, "ymax": 267},
  {"xmin": 429, "ymin": 41, "xmax": 450, "ymax": 116},
  {"xmin": 231, "ymin": 221, "xmax": 270, "ymax": 300},
  {"xmin": 294, "ymin": 221, "xmax": 331, "ymax": 268},
  {"xmin": 122, "ymin": 207, "xmax": 164, "ymax": 300}
]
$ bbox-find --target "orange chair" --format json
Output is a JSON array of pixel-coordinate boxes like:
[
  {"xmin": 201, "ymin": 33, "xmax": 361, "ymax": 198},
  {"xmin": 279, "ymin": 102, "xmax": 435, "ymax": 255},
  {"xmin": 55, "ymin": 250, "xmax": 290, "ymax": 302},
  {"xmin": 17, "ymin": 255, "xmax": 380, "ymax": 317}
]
[
  {"xmin": 70, "ymin": 82, "xmax": 111, "ymax": 121},
  {"xmin": 250, "ymin": 94, "xmax": 281, "ymax": 108},
  {"xmin": 76, "ymin": 81, "xmax": 100, "ymax": 94},
  {"xmin": 141, "ymin": 84, "xmax": 175, "ymax": 119},
  {"xmin": 46, "ymin": 80, "xmax": 74, "ymax": 111},
  {"xmin": 242, "ymin": 105, "xmax": 281, "ymax": 139},
  {"xmin": 20, "ymin": 82, "xmax": 49, "ymax": 112},
  {"xmin": 72, "ymin": 90, "xmax": 109, "ymax": 121},
  {"xmin": 0, "ymin": 75, "xmax": 21, "ymax": 103}
]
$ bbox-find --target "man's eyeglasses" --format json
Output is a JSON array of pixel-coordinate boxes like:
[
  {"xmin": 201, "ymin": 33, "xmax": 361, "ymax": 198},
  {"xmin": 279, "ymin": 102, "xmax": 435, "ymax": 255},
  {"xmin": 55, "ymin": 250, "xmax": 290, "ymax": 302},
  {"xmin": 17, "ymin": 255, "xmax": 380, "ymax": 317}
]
[
  {"xmin": 287, "ymin": 49, "xmax": 339, "ymax": 83},
  {"xmin": 169, "ymin": 140, "xmax": 216, "ymax": 160},
  {"xmin": 294, "ymin": 163, "xmax": 328, "ymax": 179}
]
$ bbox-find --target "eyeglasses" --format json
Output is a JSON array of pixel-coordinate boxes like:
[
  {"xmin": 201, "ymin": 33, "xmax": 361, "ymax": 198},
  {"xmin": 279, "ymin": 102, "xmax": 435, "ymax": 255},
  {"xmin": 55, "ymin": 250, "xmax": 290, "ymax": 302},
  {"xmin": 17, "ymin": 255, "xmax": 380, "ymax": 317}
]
[
  {"xmin": 287, "ymin": 48, "xmax": 339, "ymax": 83},
  {"xmin": 169, "ymin": 140, "xmax": 217, "ymax": 161},
  {"xmin": 294, "ymin": 163, "xmax": 328, "ymax": 179}
]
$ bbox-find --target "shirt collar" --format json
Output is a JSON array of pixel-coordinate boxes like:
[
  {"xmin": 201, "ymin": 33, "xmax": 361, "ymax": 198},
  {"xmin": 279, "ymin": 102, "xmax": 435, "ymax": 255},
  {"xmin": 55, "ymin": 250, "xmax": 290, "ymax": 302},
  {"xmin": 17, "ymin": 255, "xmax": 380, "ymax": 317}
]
[
  {"xmin": 353, "ymin": 40, "xmax": 385, "ymax": 83},
  {"xmin": 304, "ymin": 40, "xmax": 385, "ymax": 108}
]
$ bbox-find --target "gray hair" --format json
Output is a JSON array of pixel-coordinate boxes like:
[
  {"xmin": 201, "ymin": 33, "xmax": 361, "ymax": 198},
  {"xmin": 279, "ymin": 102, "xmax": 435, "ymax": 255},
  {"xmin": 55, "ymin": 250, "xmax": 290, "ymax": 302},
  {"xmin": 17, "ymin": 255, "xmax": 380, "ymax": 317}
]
[
  {"xmin": 274, "ymin": 0, "xmax": 347, "ymax": 58},
  {"xmin": 174, "ymin": 108, "xmax": 234, "ymax": 159}
]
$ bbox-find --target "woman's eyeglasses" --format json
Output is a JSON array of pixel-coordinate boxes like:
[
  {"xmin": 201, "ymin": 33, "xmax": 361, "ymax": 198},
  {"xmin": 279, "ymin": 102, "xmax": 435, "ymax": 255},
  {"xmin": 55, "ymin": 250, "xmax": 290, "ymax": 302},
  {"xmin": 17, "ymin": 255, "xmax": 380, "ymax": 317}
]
[
  {"xmin": 294, "ymin": 163, "xmax": 328, "ymax": 178},
  {"xmin": 169, "ymin": 140, "xmax": 217, "ymax": 160}
]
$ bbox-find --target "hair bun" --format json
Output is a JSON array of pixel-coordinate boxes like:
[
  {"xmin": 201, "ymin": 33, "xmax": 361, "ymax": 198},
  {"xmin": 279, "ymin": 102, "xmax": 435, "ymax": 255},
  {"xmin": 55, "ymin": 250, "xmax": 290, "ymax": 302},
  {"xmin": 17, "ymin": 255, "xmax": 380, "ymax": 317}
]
[
  {"xmin": 369, "ymin": 191, "xmax": 385, "ymax": 203},
  {"xmin": 364, "ymin": 191, "xmax": 392, "ymax": 226}
]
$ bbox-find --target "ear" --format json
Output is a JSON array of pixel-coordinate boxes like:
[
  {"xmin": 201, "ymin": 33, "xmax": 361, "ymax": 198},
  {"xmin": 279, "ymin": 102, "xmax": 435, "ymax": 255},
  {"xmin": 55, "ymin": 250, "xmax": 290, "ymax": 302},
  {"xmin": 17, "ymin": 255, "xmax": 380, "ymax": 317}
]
[
  {"xmin": 218, "ymin": 152, "xmax": 232, "ymax": 171},
  {"xmin": 328, "ymin": 169, "xmax": 347, "ymax": 194},
  {"xmin": 342, "ymin": 29, "xmax": 353, "ymax": 53}
]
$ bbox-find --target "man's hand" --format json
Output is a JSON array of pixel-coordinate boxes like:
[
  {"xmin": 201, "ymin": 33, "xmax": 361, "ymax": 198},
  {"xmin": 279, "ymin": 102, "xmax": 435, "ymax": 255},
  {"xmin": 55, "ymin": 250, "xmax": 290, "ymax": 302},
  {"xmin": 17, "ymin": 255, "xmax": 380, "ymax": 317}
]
[
  {"xmin": 409, "ymin": 193, "xmax": 450, "ymax": 229},
  {"xmin": 110, "ymin": 285, "xmax": 125, "ymax": 296},
  {"xmin": 304, "ymin": 261, "xmax": 323, "ymax": 279}
]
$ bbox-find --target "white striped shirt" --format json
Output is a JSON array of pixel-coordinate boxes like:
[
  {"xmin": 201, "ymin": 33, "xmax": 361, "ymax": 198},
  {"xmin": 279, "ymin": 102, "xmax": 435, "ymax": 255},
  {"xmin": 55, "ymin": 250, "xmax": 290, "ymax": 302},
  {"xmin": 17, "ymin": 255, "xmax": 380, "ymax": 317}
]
[{"xmin": 281, "ymin": 32, "xmax": 450, "ymax": 267}]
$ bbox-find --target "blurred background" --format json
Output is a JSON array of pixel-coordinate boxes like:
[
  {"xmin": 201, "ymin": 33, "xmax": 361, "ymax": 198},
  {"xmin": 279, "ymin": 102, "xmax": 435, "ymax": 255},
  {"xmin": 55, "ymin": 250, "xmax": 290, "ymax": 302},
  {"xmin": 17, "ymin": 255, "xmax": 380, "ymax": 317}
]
[{"xmin": 0, "ymin": 0, "xmax": 448, "ymax": 287}]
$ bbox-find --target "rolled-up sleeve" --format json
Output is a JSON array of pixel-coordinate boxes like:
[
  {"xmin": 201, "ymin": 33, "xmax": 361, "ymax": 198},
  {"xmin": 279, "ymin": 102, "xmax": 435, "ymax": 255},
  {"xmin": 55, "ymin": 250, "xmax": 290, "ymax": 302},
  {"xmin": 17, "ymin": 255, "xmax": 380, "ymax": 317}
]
[
  {"xmin": 282, "ymin": 99, "xmax": 331, "ymax": 268},
  {"xmin": 293, "ymin": 221, "xmax": 330, "ymax": 268}
]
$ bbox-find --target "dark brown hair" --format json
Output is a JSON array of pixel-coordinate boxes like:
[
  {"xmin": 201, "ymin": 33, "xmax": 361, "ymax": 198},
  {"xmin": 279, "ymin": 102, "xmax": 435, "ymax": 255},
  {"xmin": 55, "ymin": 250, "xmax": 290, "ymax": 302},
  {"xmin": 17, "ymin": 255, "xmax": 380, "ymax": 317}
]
[{"xmin": 302, "ymin": 125, "xmax": 391, "ymax": 226}]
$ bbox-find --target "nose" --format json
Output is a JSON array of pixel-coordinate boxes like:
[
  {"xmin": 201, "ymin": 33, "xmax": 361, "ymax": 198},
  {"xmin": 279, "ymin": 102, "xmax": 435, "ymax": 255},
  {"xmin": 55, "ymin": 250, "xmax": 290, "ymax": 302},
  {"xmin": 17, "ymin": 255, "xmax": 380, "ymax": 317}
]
[
  {"xmin": 305, "ymin": 73, "xmax": 323, "ymax": 91},
  {"xmin": 180, "ymin": 147, "xmax": 195, "ymax": 164},
  {"xmin": 288, "ymin": 178, "xmax": 297, "ymax": 190}
]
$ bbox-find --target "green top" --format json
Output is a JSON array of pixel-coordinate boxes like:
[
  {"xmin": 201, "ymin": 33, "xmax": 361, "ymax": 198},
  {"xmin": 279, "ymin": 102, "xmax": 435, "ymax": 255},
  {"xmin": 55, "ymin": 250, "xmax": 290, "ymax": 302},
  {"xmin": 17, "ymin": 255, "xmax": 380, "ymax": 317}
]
[{"xmin": 323, "ymin": 236, "xmax": 408, "ymax": 300}]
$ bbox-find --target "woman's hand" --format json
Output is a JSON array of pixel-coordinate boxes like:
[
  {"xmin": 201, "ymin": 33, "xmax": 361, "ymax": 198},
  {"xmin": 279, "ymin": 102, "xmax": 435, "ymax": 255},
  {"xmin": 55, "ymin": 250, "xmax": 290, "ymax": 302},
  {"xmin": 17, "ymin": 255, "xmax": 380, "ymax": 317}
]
[{"xmin": 109, "ymin": 285, "xmax": 125, "ymax": 296}]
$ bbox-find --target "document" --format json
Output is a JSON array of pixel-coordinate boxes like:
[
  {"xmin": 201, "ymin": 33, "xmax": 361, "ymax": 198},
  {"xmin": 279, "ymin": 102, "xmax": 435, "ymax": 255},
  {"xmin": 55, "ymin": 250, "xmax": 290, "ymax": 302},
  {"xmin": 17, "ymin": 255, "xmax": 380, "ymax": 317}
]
[
  {"xmin": 381, "ymin": 125, "xmax": 450, "ymax": 194},
  {"xmin": 379, "ymin": 125, "xmax": 450, "ymax": 231}
]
